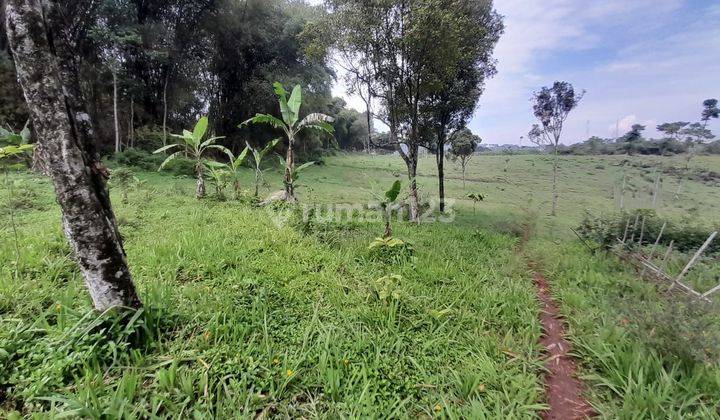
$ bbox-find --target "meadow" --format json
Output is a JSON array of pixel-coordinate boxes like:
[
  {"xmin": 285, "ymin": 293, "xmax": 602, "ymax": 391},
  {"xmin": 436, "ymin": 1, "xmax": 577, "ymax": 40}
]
[{"xmin": 1, "ymin": 153, "xmax": 719, "ymax": 418}]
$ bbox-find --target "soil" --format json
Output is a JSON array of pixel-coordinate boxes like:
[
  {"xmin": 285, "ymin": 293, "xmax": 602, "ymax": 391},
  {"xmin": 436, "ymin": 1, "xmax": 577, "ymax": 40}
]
[{"xmin": 533, "ymin": 271, "xmax": 595, "ymax": 419}]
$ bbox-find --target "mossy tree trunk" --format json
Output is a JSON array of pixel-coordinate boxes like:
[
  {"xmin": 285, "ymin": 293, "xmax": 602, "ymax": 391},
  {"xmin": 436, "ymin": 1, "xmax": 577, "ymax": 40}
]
[{"xmin": 6, "ymin": 0, "xmax": 141, "ymax": 310}]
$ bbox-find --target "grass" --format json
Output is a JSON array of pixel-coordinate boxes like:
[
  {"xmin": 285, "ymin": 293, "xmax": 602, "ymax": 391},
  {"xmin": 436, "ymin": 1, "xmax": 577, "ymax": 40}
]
[
  {"xmin": 1, "ymin": 152, "xmax": 719, "ymax": 418},
  {"xmin": 1, "ymin": 170, "xmax": 543, "ymax": 417}
]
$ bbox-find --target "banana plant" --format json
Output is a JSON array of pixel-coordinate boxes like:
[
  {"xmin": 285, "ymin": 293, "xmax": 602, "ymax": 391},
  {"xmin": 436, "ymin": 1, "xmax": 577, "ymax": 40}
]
[
  {"xmin": 370, "ymin": 180, "xmax": 402, "ymax": 238},
  {"xmin": 153, "ymin": 116, "xmax": 231, "ymax": 199},
  {"xmin": 205, "ymin": 146, "xmax": 251, "ymax": 200},
  {"xmin": 0, "ymin": 121, "xmax": 34, "ymax": 162},
  {"xmin": 241, "ymin": 82, "xmax": 334, "ymax": 202},
  {"xmin": 246, "ymin": 138, "xmax": 281, "ymax": 198}
]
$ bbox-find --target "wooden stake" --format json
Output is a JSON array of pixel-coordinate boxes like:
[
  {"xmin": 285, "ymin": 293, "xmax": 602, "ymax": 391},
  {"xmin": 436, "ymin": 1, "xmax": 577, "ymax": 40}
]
[
  {"xmin": 702, "ymin": 283, "xmax": 720, "ymax": 298},
  {"xmin": 671, "ymin": 231, "xmax": 718, "ymax": 289},
  {"xmin": 641, "ymin": 221, "xmax": 667, "ymax": 276},
  {"xmin": 660, "ymin": 240, "xmax": 674, "ymax": 271},
  {"xmin": 621, "ymin": 218, "xmax": 631, "ymax": 243},
  {"xmin": 638, "ymin": 216, "xmax": 646, "ymax": 246},
  {"xmin": 629, "ymin": 214, "xmax": 640, "ymax": 244}
]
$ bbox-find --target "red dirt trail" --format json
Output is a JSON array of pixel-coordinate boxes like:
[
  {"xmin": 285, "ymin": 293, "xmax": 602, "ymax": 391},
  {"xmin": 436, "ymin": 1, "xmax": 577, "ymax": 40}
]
[{"xmin": 533, "ymin": 271, "xmax": 595, "ymax": 420}]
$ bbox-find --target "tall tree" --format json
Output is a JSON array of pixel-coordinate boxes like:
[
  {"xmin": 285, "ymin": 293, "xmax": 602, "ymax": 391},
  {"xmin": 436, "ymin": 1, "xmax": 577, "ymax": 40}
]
[
  {"xmin": 6, "ymin": 0, "xmax": 141, "ymax": 310},
  {"xmin": 421, "ymin": 0, "xmax": 502, "ymax": 212},
  {"xmin": 328, "ymin": 0, "xmax": 497, "ymax": 221},
  {"xmin": 528, "ymin": 81, "xmax": 584, "ymax": 216}
]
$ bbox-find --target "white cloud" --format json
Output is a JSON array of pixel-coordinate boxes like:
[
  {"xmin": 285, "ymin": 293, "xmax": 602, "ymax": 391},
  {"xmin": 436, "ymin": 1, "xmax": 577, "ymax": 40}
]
[{"xmin": 318, "ymin": 0, "xmax": 720, "ymax": 144}]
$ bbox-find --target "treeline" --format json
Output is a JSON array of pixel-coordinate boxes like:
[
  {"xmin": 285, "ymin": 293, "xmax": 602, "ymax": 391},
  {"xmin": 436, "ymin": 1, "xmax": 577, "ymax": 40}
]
[
  {"xmin": 557, "ymin": 137, "xmax": 720, "ymax": 156},
  {"xmin": 0, "ymin": 0, "xmax": 370, "ymax": 160}
]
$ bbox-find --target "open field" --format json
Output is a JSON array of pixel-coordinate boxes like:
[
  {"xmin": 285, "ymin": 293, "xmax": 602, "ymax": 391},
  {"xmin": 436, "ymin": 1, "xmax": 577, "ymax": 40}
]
[{"xmin": 1, "ymin": 153, "xmax": 719, "ymax": 418}]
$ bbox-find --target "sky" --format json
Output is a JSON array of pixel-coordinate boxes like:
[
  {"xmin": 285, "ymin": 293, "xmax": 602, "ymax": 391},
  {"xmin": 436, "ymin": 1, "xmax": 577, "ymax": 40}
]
[{"xmin": 310, "ymin": 0, "xmax": 720, "ymax": 145}]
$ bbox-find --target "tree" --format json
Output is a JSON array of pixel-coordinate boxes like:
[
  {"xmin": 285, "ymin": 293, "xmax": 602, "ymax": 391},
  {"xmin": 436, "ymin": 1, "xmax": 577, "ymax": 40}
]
[
  {"xmin": 528, "ymin": 81, "xmax": 584, "ymax": 216},
  {"xmin": 242, "ymin": 83, "xmax": 333, "ymax": 202},
  {"xmin": 154, "ymin": 116, "xmax": 230, "ymax": 199},
  {"xmin": 620, "ymin": 124, "xmax": 646, "ymax": 155},
  {"xmin": 680, "ymin": 122, "xmax": 714, "ymax": 169},
  {"xmin": 89, "ymin": 0, "xmax": 140, "ymax": 154},
  {"xmin": 420, "ymin": 1, "xmax": 502, "ymax": 212},
  {"xmin": 6, "ymin": 0, "xmax": 141, "ymax": 310},
  {"xmin": 448, "ymin": 128, "xmax": 479, "ymax": 189},
  {"xmin": 328, "ymin": 0, "xmax": 497, "ymax": 222},
  {"xmin": 657, "ymin": 122, "xmax": 689, "ymax": 141},
  {"xmin": 701, "ymin": 99, "xmax": 719, "ymax": 128}
]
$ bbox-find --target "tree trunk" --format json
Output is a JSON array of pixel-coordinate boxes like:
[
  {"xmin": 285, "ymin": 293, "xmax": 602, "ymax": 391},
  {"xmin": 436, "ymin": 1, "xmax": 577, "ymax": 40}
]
[
  {"xmin": 196, "ymin": 163, "xmax": 205, "ymax": 199},
  {"xmin": 162, "ymin": 72, "xmax": 169, "ymax": 146},
  {"xmin": 436, "ymin": 136, "xmax": 446, "ymax": 212},
  {"xmin": 284, "ymin": 137, "xmax": 296, "ymax": 202},
  {"xmin": 113, "ymin": 70, "xmax": 120, "ymax": 153},
  {"xmin": 404, "ymin": 154, "xmax": 420, "ymax": 223},
  {"xmin": 129, "ymin": 95, "xmax": 134, "ymax": 148},
  {"xmin": 551, "ymin": 142, "xmax": 560, "ymax": 216},
  {"xmin": 6, "ymin": 0, "xmax": 141, "ymax": 311}
]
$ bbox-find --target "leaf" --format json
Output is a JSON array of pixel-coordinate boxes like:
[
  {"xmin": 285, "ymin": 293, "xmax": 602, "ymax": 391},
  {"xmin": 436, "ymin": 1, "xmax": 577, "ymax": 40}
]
[
  {"xmin": 295, "ymin": 161, "xmax": 316, "ymax": 173},
  {"xmin": 273, "ymin": 81, "xmax": 287, "ymax": 97},
  {"xmin": 159, "ymin": 151, "xmax": 183, "ymax": 171},
  {"xmin": 287, "ymin": 85, "xmax": 302, "ymax": 126},
  {"xmin": 273, "ymin": 82, "xmax": 294, "ymax": 127},
  {"xmin": 153, "ymin": 144, "xmax": 180, "ymax": 154},
  {"xmin": 204, "ymin": 160, "xmax": 228, "ymax": 169},
  {"xmin": 302, "ymin": 123, "xmax": 335, "ymax": 134},
  {"xmin": 292, "ymin": 161, "xmax": 316, "ymax": 181},
  {"xmin": 233, "ymin": 146, "xmax": 250, "ymax": 168},
  {"xmin": 193, "ymin": 116, "xmax": 209, "ymax": 143},
  {"xmin": 260, "ymin": 138, "xmax": 282, "ymax": 160},
  {"xmin": 385, "ymin": 180, "xmax": 401, "ymax": 202},
  {"xmin": 20, "ymin": 120, "xmax": 31, "ymax": 144},
  {"xmin": 206, "ymin": 144, "xmax": 234, "ymax": 162},
  {"xmin": 200, "ymin": 136, "xmax": 226, "ymax": 149},
  {"xmin": 241, "ymin": 114, "xmax": 287, "ymax": 130},
  {"xmin": 299, "ymin": 113, "xmax": 334, "ymax": 130}
]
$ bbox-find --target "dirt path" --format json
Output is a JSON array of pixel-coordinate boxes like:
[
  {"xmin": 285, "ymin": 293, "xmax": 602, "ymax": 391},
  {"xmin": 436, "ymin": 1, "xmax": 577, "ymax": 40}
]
[{"xmin": 533, "ymin": 271, "xmax": 594, "ymax": 419}]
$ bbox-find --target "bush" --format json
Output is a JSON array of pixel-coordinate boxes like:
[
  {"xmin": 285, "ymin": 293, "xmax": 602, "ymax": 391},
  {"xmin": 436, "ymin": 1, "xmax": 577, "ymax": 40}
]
[
  {"xmin": 578, "ymin": 209, "xmax": 719, "ymax": 254},
  {"xmin": 112, "ymin": 148, "xmax": 195, "ymax": 177},
  {"xmin": 368, "ymin": 237, "xmax": 415, "ymax": 263},
  {"xmin": 619, "ymin": 296, "xmax": 720, "ymax": 366},
  {"xmin": 133, "ymin": 125, "xmax": 166, "ymax": 152}
]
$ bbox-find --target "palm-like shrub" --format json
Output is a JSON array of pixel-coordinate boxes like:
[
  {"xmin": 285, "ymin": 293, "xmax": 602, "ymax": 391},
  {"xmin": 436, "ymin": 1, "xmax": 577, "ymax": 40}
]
[
  {"xmin": 154, "ymin": 116, "xmax": 230, "ymax": 198},
  {"xmin": 241, "ymin": 82, "xmax": 333, "ymax": 202}
]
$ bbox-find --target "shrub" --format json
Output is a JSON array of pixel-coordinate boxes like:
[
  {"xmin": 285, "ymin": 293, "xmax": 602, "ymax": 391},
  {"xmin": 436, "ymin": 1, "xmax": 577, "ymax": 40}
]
[
  {"xmin": 578, "ymin": 209, "xmax": 719, "ymax": 254},
  {"xmin": 112, "ymin": 148, "xmax": 195, "ymax": 177},
  {"xmin": 368, "ymin": 237, "xmax": 415, "ymax": 263},
  {"xmin": 619, "ymin": 295, "xmax": 720, "ymax": 366},
  {"xmin": 133, "ymin": 125, "xmax": 166, "ymax": 152}
]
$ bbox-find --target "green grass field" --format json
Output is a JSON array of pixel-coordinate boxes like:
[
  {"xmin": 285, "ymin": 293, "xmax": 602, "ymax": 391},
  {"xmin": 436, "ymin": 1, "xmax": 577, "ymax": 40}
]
[{"xmin": 1, "ymin": 153, "xmax": 719, "ymax": 418}]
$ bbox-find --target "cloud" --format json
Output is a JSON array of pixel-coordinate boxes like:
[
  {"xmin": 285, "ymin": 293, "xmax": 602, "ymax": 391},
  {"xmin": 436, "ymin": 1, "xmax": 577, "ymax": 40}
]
[
  {"xmin": 610, "ymin": 115, "xmax": 657, "ymax": 135},
  {"xmin": 314, "ymin": 0, "xmax": 720, "ymax": 144},
  {"xmin": 472, "ymin": 0, "xmax": 720, "ymax": 144}
]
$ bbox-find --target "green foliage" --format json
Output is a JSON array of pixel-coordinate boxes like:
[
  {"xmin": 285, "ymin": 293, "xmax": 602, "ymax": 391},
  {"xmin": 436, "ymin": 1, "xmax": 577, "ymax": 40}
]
[
  {"xmin": 0, "ymin": 122, "xmax": 34, "ymax": 162},
  {"xmin": 112, "ymin": 149, "xmax": 195, "ymax": 176},
  {"xmin": 368, "ymin": 237, "xmax": 415, "ymax": 264},
  {"xmin": 578, "ymin": 209, "xmax": 719, "ymax": 254},
  {"xmin": 241, "ymin": 82, "xmax": 333, "ymax": 200},
  {"xmin": 1, "ymin": 167, "xmax": 543, "ymax": 418},
  {"xmin": 373, "ymin": 274, "xmax": 403, "ymax": 303},
  {"xmin": 110, "ymin": 167, "xmax": 138, "ymax": 204}
]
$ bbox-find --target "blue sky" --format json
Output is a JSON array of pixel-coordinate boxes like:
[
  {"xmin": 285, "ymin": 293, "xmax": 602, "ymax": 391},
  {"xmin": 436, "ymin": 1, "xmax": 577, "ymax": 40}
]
[{"xmin": 318, "ymin": 0, "xmax": 720, "ymax": 145}]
